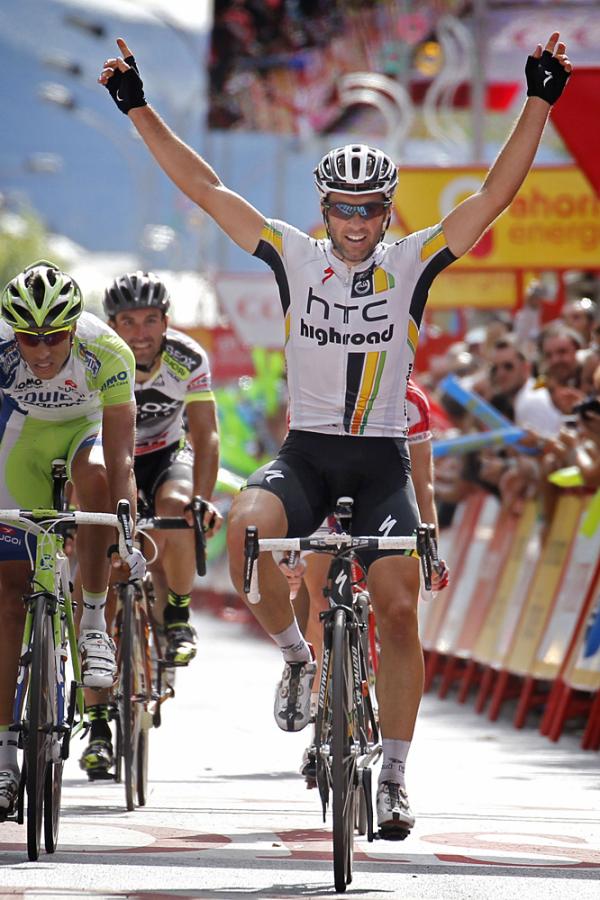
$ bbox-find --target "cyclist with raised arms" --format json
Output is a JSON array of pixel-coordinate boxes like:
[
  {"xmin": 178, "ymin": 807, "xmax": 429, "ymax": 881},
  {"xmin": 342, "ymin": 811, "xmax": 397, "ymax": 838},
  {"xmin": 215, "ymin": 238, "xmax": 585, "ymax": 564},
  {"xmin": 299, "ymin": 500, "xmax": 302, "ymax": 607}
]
[
  {"xmin": 78, "ymin": 271, "xmax": 222, "ymax": 779},
  {"xmin": 0, "ymin": 261, "xmax": 143, "ymax": 817},
  {"xmin": 98, "ymin": 32, "xmax": 571, "ymax": 837}
]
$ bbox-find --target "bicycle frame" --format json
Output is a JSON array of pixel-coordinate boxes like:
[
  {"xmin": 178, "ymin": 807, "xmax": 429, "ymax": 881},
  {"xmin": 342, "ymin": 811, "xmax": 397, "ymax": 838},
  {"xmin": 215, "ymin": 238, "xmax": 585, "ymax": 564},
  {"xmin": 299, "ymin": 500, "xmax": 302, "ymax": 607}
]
[
  {"xmin": 0, "ymin": 503, "xmax": 129, "ymax": 858},
  {"xmin": 243, "ymin": 515, "xmax": 437, "ymax": 892}
]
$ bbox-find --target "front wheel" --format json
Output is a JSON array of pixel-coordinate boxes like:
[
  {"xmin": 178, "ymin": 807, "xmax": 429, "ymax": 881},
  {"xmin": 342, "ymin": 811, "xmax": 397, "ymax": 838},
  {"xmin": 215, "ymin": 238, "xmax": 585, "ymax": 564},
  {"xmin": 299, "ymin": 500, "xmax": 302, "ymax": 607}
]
[
  {"xmin": 26, "ymin": 599, "xmax": 52, "ymax": 861},
  {"xmin": 331, "ymin": 607, "xmax": 355, "ymax": 892},
  {"xmin": 118, "ymin": 585, "xmax": 141, "ymax": 812},
  {"xmin": 43, "ymin": 760, "xmax": 63, "ymax": 853}
]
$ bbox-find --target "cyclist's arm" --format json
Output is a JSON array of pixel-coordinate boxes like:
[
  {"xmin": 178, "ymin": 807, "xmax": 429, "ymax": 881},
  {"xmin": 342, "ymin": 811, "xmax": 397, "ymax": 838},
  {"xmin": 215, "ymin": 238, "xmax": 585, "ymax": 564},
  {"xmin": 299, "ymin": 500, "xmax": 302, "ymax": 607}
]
[
  {"xmin": 409, "ymin": 438, "xmax": 438, "ymax": 536},
  {"xmin": 101, "ymin": 400, "xmax": 137, "ymax": 519},
  {"xmin": 186, "ymin": 398, "xmax": 220, "ymax": 501},
  {"xmin": 101, "ymin": 41, "xmax": 264, "ymax": 254},
  {"xmin": 131, "ymin": 107, "xmax": 263, "ymax": 253},
  {"xmin": 442, "ymin": 34, "xmax": 571, "ymax": 258}
]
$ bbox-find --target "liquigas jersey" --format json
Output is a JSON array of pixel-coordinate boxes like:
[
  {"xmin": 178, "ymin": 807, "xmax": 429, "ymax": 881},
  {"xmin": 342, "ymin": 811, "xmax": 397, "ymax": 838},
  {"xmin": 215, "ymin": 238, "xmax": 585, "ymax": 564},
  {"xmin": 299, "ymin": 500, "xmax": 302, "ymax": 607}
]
[
  {"xmin": 255, "ymin": 220, "xmax": 455, "ymax": 437},
  {"xmin": 134, "ymin": 327, "xmax": 213, "ymax": 456},
  {"xmin": 0, "ymin": 311, "xmax": 135, "ymax": 421}
]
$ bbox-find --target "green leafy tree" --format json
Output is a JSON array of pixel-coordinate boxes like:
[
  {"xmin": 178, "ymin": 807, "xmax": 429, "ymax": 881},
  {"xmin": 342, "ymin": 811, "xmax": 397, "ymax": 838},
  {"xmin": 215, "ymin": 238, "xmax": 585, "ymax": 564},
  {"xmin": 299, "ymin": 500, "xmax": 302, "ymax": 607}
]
[{"xmin": 0, "ymin": 207, "xmax": 63, "ymax": 289}]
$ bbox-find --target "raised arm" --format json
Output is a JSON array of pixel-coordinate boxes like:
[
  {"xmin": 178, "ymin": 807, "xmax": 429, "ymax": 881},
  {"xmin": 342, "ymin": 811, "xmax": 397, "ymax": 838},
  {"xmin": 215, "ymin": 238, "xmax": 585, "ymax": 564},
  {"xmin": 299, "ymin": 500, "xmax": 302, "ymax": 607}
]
[
  {"xmin": 98, "ymin": 39, "xmax": 265, "ymax": 254},
  {"xmin": 443, "ymin": 32, "xmax": 572, "ymax": 258}
]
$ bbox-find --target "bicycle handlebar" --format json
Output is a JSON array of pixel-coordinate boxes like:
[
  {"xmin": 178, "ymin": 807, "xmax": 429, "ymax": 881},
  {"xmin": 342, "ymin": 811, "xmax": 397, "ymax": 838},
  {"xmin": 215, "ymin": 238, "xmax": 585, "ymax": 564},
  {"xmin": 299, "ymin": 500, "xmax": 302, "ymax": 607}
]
[
  {"xmin": 242, "ymin": 527, "xmax": 441, "ymax": 595},
  {"xmin": 136, "ymin": 495, "xmax": 208, "ymax": 577},
  {"xmin": 0, "ymin": 501, "xmax": 134, "ymax": 566}
]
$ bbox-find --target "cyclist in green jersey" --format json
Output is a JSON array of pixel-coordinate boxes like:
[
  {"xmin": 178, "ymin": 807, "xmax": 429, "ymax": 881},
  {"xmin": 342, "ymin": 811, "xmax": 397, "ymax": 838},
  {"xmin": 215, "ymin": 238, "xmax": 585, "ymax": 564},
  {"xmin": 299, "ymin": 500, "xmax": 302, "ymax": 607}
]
[{"xmin": 0, "ymin": 261, "xmax": 143, "ymax": 816}]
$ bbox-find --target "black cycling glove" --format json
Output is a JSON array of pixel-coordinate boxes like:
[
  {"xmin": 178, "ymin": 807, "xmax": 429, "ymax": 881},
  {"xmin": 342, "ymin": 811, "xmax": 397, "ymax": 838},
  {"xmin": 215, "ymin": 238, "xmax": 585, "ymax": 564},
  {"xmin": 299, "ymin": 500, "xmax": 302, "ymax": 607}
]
[
  {"xmin": 525, "ymin": 49, "xmax": 570, "ymax": 105},
  {"xmin": 105, "ymin": 54, "xmax": 147, "ymax": 114}
]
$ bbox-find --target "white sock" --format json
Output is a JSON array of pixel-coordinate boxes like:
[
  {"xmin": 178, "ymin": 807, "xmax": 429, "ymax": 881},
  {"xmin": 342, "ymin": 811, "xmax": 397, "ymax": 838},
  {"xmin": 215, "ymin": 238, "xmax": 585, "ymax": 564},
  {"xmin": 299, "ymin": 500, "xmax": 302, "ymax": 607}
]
[
  {"xmin": 380, "ymin": 738, "xmax": 411, "ymax": 788},
  {"xmin": 80, "ymin": 589, "xmax": 108, "ymax": 632},
  {"xmin": 0, "ymin": 727, "xmax": 19, "ymax": 773},
  {"xmin": 270, "ymin": 619, "xmax": 311, "ymax": 663}
]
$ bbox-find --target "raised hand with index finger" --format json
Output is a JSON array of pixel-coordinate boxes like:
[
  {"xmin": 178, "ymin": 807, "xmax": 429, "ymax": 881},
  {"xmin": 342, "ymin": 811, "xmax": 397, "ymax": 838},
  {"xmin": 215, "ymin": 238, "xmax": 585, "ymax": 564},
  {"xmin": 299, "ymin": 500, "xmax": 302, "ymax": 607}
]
[
  {"xmin": 525, "ymin": 31, "xmax": 572, "ymax": 105},
  {"xmin": 98, "ymin": 38, "xmax": 147, "ymax": 114}
]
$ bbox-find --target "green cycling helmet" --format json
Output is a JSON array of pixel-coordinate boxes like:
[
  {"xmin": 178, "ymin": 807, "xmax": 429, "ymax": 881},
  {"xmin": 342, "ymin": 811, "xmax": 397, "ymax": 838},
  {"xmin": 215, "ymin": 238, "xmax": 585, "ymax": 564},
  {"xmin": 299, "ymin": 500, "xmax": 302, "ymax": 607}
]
[{"xmin": 1, "ymin": 260, "xmax": 83, "ymax": 329}]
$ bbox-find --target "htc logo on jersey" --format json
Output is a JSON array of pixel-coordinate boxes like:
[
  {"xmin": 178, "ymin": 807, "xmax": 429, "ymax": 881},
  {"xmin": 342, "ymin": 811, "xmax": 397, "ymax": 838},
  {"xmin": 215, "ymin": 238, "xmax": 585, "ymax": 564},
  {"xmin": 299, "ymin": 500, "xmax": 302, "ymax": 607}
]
[{"xmin": 300, "ymin": 319, "xmax": 394, "ymax": 347}]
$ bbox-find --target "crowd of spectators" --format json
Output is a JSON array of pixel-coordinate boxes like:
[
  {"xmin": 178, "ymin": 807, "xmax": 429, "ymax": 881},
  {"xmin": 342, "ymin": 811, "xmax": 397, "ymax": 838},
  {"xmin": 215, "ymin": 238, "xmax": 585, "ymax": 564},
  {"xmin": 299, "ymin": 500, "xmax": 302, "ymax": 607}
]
[{"xmin": 420, "ymin": 279, "xmax": 600, "ymax": 534}]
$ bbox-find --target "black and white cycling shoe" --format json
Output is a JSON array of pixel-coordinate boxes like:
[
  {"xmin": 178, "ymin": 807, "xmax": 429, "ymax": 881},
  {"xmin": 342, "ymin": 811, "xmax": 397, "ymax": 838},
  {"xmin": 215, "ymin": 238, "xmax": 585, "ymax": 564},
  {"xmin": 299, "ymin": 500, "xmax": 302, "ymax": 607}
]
[
  {"xmin": 79, "ymin": 737, "xmax": 115, "ymax": 781},
  {"xmin": 376, "ymin": 781, "xmax": 415, "ymax": 839},
  {"xmin": 274, "ymin": 653, "xmax": 317, "ymax": 732},
  {"xmin": 78, "ymin": 630, "xmax": 117, "ymax": 689},
  {"xmin": 165, "ymin": 623, "xmax": 197, "ymax": 666},
  {"xmin": 0, "ymin": 769, "xmax": 19, "ymax": 820}
]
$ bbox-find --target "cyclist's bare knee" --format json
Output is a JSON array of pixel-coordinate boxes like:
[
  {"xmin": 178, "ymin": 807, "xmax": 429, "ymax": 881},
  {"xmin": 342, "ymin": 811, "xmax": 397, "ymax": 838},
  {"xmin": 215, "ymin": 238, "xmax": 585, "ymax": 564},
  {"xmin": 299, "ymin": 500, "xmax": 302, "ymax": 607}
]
[{"xmin": 227, "ymin": 488, "xmax": 287, "ymax": 548}]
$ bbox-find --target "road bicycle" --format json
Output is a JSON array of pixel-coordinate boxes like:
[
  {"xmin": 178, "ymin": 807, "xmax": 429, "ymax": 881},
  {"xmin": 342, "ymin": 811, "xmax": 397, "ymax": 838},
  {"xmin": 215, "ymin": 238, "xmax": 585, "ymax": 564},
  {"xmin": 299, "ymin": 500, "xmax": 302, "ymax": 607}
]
[
  {"xmin": 243, "ymin": 498, "xmax": 439, "ymax": 893},
  {"xmin": 109, "ymin": 496, "xmax": 208, "ymax": 811},
  {"xmin": 0, "ymin": 460, "xmax": 133, "ymax": 860}
]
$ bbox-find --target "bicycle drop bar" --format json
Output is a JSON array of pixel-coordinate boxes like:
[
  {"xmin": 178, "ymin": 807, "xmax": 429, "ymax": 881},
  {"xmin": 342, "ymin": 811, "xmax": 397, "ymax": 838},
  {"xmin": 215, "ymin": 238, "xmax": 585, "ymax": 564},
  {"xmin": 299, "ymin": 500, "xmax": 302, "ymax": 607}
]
[
  {"xmin": 242, "ymin": 529, "xmax": 418, "ymax": 594},
  {"xmin": 136, "ymin": 495, "xmax": 208, "ymax": 577}
]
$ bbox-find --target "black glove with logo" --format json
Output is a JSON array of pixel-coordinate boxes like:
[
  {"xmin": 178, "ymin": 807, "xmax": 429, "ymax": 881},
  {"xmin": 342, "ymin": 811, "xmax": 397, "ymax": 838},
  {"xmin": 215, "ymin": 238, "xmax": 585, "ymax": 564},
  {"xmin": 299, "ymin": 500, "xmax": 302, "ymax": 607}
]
[
  {"xmin": 525, "ymin": 50, "xmax": 570, "ymax": 105},
  {"xmin": 105, "ymin": 54, "xmax": 147, "ymax": 114}
]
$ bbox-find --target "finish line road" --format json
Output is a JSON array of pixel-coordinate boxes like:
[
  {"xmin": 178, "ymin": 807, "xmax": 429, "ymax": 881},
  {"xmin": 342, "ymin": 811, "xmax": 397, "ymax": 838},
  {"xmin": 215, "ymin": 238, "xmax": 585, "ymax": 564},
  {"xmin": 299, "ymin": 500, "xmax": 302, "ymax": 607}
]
[{"xmin": 0, "ymin": 609, "xmax": 599, "ymax": 899}]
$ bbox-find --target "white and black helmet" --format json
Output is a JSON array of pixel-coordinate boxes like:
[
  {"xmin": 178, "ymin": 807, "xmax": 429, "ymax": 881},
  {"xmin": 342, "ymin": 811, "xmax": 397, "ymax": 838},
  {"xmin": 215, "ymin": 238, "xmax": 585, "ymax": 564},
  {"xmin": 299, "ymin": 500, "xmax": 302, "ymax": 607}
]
[
  {"xmin": 103, "ymin": 271, "xmax": 170, "ymax": 318},
  {"xmin": 314, "ymin": 144, "xmax": 398, "ymax": 199}
]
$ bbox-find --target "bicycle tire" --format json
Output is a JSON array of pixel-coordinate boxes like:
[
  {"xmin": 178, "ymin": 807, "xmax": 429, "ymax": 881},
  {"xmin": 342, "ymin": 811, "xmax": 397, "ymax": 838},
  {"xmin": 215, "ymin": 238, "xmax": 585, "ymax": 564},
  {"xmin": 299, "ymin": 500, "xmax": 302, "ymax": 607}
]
[
  {"xmin": 43, "ymin": 761, "xmax": 62, "ymax": 853},
  {"xmin": 26, "ymin": 599, "xmax": 52, "ymax": 861},
  {"xmin": 137, "ymin": 726, "xmax": 149, "ymax": 806},
  {"xmin": 119, "ymin": 585, "xmax": 141, "ymax": 811},
  {"xmin": 331, "ymin": 606, "xmax": 355, "ymax": 892}
]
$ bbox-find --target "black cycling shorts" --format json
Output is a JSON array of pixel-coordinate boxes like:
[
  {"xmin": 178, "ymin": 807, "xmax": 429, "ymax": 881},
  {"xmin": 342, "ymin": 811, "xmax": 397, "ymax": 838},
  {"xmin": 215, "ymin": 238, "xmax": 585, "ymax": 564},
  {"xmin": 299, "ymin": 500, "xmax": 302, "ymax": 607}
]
[
  {"xmin": 245, "ymin": 430, "xmax": 420, "ymax": 570},
  {"xmin": 134, "ymin": 441, "xmax": 193, "ymax": 513}
]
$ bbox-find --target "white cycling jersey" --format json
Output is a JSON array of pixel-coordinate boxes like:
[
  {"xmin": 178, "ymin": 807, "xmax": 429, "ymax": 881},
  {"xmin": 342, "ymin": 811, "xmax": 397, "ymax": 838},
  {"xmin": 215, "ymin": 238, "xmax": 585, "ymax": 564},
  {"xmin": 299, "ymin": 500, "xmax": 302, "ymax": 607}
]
[
  {"xmin": 254, "ymin": 219, "xmax": 455, "ymax": 437},
  {"xmin": 134, "ymin": 327, "xmax": 214, "ymax": 456}
]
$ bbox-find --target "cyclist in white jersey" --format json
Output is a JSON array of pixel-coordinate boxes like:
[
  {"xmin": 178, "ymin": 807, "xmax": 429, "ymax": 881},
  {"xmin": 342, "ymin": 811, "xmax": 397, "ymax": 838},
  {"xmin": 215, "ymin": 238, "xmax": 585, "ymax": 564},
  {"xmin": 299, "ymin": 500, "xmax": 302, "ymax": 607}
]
[
  {"xmin": 0, "ymin": 261, "xmax": 144, "ymax": 817},
  {"xmin": 77, "ymin": 271, "xmax": 221, "ymax": 779},
  {"xmin": 99, "ymin": 32, "xmax": 572, "ymax": 837}
]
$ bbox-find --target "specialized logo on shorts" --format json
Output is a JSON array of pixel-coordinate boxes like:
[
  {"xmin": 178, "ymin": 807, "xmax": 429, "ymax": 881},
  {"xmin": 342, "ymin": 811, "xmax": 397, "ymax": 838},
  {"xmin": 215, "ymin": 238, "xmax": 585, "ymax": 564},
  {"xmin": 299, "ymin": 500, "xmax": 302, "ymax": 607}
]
[
  {"xmin": 378, "ymin": 515, "xmax": 397, "ymax": 537},
  {"xmin": 264, "ymin": 467, "xmax": 284, "ymax": 483}
]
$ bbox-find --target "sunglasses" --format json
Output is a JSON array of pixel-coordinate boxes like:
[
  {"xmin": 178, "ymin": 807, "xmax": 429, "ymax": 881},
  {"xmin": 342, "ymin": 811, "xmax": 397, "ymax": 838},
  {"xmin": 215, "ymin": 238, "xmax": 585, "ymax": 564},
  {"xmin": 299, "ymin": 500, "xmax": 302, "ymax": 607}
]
[
  {"xmin": 323, "ymin": 200, "xmax": 391, "ymax": 220},
  {"xmin": 490, "ymin": 361, "xmax": 515, "ymax": 375},
  {"xmin": 14, "ymin": 326, "xmax": 73, "ymax": 348}
]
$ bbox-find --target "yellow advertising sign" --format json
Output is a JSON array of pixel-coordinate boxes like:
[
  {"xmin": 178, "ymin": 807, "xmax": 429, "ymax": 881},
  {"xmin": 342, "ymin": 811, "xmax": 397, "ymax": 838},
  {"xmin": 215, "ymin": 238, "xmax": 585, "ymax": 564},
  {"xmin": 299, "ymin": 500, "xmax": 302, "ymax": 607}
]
[
  {"xmin": 394, "ymin": 167, "xmax": 600, "ymax": 269},
  {"xmin": 428, "ymin": 270, "xmax": 517, "ymax": 309}
]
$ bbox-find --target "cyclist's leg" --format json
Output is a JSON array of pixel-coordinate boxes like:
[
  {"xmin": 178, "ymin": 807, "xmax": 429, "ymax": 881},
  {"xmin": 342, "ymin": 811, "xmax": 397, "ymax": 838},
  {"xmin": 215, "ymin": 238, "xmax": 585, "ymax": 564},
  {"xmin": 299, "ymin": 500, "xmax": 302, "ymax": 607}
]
[
  {"xmin": 69, "ymin": 434, "xmax": 117, "ymax": 690},
  {"xmin": 0, "ymin": 561, "xmax": 30, "ymax": 814},
  {"xmin": 0, "ymin": 413, "xmax": 67, "ymax": 811},
  {"xmin": 298, "ymin": 550, "xmax": 330, "ymax": 781},
  {"xmin": 227, "ymin": 434, "xmax": 328, "ymax": 731},
  {"xmin": 143, "ymin": 444, "xmax": 198, "ymax": 665},
  {"xmin": 352, "ymin": 438, "xmax": 421, "ymax": 834}
]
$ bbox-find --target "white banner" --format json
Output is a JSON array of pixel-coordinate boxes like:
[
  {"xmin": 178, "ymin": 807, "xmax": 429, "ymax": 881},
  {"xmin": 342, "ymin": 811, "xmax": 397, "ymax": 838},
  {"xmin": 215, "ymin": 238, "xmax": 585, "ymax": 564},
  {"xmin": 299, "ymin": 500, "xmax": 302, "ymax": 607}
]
[{"xmin": 216, "ymin": 274, "xmax": 284, "ymax": 349}]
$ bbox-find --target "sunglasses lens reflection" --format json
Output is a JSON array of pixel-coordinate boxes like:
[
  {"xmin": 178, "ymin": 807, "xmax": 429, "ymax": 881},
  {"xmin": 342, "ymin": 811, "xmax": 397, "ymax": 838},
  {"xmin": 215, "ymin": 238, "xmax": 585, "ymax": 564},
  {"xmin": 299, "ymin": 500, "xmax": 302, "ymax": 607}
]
[
  {"xmin": 328, "ymin": 202, "xmax": 388, "ymax": 220},
  {"xmin": 15, "ymin": 330, "xmax": 71, "ymax": 348}
]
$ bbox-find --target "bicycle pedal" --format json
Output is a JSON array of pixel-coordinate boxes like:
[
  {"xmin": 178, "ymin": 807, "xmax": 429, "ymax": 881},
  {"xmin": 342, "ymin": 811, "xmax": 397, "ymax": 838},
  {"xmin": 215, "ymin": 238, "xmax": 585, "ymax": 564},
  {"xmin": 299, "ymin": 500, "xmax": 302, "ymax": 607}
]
[{"xmin": 377, "ymin": 826, "xmax": 411, "ymax": 842}]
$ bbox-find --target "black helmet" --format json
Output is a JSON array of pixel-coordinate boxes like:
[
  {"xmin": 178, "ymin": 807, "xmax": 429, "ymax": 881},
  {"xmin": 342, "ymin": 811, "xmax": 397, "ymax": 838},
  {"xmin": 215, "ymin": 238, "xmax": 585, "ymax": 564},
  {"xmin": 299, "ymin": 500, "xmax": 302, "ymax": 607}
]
[{"xmin": 103, "ymin": 271, "xmax": 170, "ymax": 318}]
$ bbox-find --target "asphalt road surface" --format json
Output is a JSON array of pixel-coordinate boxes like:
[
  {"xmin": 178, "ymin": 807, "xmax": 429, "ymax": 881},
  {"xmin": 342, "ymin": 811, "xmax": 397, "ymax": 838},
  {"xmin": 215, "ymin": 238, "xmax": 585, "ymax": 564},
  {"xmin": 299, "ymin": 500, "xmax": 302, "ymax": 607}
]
[{"xmin": 1, "ymin": 609, "xmax": 599, "ymax": 899}]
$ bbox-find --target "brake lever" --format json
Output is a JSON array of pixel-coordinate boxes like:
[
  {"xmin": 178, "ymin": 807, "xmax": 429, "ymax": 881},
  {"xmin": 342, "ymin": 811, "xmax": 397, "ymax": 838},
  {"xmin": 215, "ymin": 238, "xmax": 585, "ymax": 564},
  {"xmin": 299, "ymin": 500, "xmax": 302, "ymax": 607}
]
[
  {"xmin": 243, "ymin": 526, "xmax": 259, "ymax": 594},
  {"xmin": 190, "ymin": 495, "xmax": 207, "ymax": 577}
]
